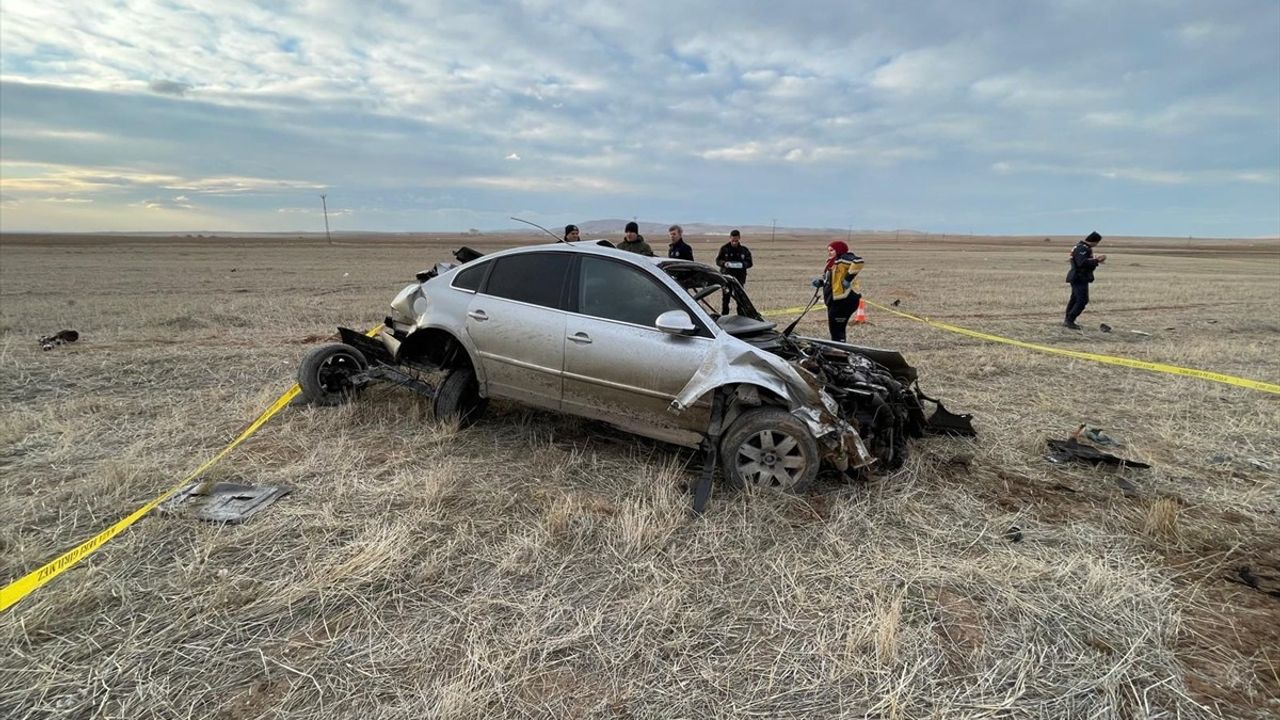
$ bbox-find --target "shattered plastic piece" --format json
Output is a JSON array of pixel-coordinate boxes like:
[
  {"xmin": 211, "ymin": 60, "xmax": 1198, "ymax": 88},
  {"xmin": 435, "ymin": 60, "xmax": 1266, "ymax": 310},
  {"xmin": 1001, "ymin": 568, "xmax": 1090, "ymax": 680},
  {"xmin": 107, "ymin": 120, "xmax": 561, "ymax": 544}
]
[
  {"xmin": 1006, "ymin": 525, "xmax": 1024, "ymax": 543},
  {"xmin": 1228, "ymin": 566, "xmax": 1280, "ymax": 600},
  {"xmin": 1083, "ymin": 427, "xmax": 1118, "ymax": 446},
  {"xmin": 1045, "ymin": 438, "xmax": 1150, "ymax": 469},
  {"xmin": 926, "ymin": 401, "xmax": 977, "ymax": 437},
  {"xmin": 1099, "ymin": 323, "xmax": 1112, "ymax": 333},
  {"xmin": 39, "ymin": 329, "xmax": 79, "ymax": 351},
  {"xmin": 1247, "ymin": 458, "xmax": 1273, "ymax": 471},
  {"xmin": 161, "ymin": 482, "xmax": 290, "ymax": 523}
]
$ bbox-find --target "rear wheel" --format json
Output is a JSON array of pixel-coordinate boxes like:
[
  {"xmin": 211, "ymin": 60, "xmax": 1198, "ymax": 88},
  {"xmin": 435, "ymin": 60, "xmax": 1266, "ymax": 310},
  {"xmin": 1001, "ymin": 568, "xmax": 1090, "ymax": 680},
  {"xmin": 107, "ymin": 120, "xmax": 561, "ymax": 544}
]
[
  {"xmin": 433, "ymin": 366, "xmax": 487, "ymax": 425},
  {"xmin": 721, "ymin": 407, "xmax": 819, "ymax": 492},
  {"xmin": 298, "ymin": 343, "xmax": 368, "ymax": 406}
]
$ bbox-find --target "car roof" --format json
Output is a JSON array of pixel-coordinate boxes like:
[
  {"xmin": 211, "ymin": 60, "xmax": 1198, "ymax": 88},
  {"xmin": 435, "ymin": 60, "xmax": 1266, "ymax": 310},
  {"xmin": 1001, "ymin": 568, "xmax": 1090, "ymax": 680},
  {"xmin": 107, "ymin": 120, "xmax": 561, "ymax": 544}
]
[{"xmin": 480, "ymin": 239, "xmax": 665, "ymax": 267}]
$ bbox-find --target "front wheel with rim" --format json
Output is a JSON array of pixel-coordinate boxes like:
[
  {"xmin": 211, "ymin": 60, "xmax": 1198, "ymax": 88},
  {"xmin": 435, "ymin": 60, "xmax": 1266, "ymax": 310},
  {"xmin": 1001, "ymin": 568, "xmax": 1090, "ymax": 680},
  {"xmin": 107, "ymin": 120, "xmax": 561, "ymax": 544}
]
[
  {"xmin": 720, "ymin": 407, "xmax": 820, "ymax": 492},
  {"xmin": 297, "ymin": 343, "xmax": 369, "ymax": 406}
]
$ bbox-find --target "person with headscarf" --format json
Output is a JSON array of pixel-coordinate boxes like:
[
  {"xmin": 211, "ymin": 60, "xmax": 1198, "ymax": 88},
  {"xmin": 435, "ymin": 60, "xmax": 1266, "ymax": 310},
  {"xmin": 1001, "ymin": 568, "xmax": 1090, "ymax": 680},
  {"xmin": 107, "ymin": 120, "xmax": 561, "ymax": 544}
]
[{"xmin": 811, "ymin": 240, "xmax": 864, "ymax": 342}]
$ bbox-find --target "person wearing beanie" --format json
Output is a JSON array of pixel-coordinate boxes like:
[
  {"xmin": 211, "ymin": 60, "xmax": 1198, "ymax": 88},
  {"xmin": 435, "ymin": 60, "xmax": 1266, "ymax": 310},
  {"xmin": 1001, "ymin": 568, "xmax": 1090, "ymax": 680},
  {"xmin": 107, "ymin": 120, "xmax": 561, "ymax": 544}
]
[
  {"xmin": 810, "ymin": 239, "xmax": 864, "ymax": 342},
  {"xmin": 562, "ymin": 224, "xmax": 580, "ymax": 243},
  {"xmin": 667, "ymin": 224, "xmax": 694, "ymax": 260},
  {"xmin": 1063, "ymin": 231, "xmax": 1106, "ymax": 329},
  {"xmin": 617, "ymin": 220, "xmax": 654, "ymax": 256},
  {"xmin": 715, "ymin": 229, "xmax": 753, "ymax": 315}
]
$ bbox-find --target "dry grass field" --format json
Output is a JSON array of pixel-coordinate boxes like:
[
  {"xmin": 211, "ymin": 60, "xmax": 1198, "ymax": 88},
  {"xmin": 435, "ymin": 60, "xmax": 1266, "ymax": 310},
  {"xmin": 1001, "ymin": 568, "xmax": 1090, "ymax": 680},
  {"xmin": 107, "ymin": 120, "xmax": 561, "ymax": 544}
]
[{"xmin": 1, "ymin": 230, "xmax": 1278, "ymax": 719}]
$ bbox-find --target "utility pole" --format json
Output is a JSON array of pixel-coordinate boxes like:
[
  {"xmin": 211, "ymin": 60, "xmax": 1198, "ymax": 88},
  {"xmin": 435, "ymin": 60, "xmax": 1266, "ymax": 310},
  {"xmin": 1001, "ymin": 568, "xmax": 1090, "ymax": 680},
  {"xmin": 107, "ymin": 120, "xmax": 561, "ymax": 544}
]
[
  {"xmin": 771, "ymin": 218, "xmax": 776, "ymax": 243},
  {"xmin": 320, "ymin": 194, "xmax": 332, "ymax": 243}
]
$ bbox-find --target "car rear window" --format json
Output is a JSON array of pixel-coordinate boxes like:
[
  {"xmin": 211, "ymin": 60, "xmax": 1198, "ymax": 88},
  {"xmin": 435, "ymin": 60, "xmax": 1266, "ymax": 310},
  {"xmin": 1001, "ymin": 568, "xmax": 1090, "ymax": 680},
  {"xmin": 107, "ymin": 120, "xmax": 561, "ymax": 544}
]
[
  {"xmin": 484, "ymin": 252, "xmax": 571, "ymax": 309},
  {"xmin": 451, "ymin": 260, "xmax": 488, "ymax": 292}
]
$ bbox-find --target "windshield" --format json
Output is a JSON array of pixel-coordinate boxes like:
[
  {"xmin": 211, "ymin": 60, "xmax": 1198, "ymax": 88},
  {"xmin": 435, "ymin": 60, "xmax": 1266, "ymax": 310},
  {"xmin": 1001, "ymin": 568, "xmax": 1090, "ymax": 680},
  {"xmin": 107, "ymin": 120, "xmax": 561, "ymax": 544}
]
[{"xmin": 659, "ymin": 260, "xmax": 764, "ymax": 321}]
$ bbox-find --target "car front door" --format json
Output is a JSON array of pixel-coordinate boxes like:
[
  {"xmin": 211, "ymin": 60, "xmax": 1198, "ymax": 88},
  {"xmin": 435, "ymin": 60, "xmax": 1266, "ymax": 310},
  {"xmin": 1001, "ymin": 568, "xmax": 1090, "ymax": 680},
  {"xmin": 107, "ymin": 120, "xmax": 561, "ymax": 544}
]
[
  {"xmin": 561, "ymin": 255, "xmax": 713, "ymax": 446},
  {"xmin": 465, "ymin": 251, "xmax": 571, "ymax": 410}
]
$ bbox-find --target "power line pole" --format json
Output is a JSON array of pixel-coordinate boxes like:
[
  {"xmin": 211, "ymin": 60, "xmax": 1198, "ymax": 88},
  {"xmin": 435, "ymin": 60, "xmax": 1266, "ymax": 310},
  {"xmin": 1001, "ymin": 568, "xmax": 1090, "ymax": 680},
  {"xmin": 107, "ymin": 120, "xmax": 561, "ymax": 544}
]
[
  {"xmin": 320, "ymin": 194, "xmax": 332, "ymax": 243},
  {"xmin": 771, "ymin": 218, "xmax": 776, "ymax": 243}
]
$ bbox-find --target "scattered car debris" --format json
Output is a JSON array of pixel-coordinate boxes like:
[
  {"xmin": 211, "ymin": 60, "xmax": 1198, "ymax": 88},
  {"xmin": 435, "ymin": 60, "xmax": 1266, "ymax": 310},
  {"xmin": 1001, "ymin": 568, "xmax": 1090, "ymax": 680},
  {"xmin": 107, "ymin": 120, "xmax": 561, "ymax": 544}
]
[
  {"xmin": 1114, "ymin": 477, "xmax": 1140, "ymax": 497},
  {"xmin": 1228, "ymin": 566, "xmax": 1280, "ymax": 600},
  {"xmin": 38, "ymin": 329, "xmax": 79, "ymax": 351},
  {"xmin": 1082, "ymin": 426, "xmax": 1119, "ymax": 446},
  {"xmin": 160, "ymin": 481, "xmax": 290, "ymax": 523},
  {"xmin": 1247, "ymin": 458, "xmax": 1272, "ymax": 471},
  {"xmin": 1045, "ymin": 438, "xmax": 1150, "ymax": 469},
  {"xmin": 1099, "ymin": 323, "xmax": 1112, "ymax": 333},
  {"xmin": 1005, "ymin": 525, "xmax": 1024, "ymax": 543},
  {"xmin": 891, "ymin": 299, "xmax": 901, "ymax": 307}
]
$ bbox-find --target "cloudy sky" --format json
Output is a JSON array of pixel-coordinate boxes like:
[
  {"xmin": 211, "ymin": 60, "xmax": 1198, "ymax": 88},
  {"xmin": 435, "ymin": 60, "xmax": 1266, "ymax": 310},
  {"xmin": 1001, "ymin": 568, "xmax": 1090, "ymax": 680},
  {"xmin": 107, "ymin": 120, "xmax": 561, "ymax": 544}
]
[{"xmin": 1, "ymin": 0, "xmax": 1277, "ymax": 236}]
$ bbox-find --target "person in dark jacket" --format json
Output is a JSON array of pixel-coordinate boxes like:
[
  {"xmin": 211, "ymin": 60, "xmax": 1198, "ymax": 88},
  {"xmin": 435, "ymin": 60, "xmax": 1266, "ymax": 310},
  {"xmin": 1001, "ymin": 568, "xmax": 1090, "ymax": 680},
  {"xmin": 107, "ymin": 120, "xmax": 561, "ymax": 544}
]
[
  {"xmin": 1064, "ymin": 231, "xmax": 1106, "ymax": 329},
  {"xmin": 811, "ymin": 240, "xmax": 864, "ymax": 342},
  {"xmin": 667, "ymin": 224, "xmax": 694, "ymax": 260},
  {"xmin": 715, "ymin": 229, "xmax": 753, "ymax": 315},
  {"xmin": 617, "ymin": 221, "xmax": 654, "ymax": 256}
]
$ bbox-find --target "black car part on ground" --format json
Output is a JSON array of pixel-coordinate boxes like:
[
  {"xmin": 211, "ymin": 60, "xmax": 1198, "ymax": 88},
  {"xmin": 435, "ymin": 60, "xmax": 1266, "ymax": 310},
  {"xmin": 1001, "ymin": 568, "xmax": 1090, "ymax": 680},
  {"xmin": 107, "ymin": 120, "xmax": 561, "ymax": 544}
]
[{"xmin": 1045, "ymin": 438, "xmax": 1150, "ymax": 468}]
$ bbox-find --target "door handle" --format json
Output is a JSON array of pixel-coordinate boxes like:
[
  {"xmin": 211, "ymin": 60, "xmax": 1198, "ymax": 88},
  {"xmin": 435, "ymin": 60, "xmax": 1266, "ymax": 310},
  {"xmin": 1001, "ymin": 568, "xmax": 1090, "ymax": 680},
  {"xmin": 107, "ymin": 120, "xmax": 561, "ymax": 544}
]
[
  {"xmin": 567, "ymin": 332, "xmax": 592, "ymax": 344},
  {"xmin": 467, "ymin": 309, "xmax": 489, "ymax": 321}
]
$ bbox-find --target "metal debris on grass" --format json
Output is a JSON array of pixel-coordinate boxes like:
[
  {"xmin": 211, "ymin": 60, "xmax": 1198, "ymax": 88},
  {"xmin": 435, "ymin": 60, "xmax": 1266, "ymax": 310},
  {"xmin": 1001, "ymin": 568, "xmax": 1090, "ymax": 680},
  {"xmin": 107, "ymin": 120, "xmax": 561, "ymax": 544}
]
[
  {"xmin": 161, "ymin": 481, "xmax": 290, "ymax": 523},
  {"xmin": 38, "ymin": 329, "xmax": 79, "ymax": 351},
  {"xmin": 1045, "ymin": 438, "xmax": 1150, "ymax": 469}
]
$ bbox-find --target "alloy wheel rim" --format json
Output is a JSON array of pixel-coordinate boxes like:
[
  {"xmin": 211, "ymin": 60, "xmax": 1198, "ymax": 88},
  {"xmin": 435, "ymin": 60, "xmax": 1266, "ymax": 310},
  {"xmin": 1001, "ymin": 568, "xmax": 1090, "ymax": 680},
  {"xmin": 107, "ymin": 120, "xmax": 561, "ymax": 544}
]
[{"xmin": 736, "ymin": 429, "xmax": 807, "ymax": 488}]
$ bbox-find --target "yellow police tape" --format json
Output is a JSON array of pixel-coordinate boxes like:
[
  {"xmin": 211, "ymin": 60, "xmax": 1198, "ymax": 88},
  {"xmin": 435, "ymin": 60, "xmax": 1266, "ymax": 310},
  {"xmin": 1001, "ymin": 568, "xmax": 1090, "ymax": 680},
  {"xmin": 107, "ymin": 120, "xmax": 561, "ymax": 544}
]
[
  {"xmin": 0, "ymin": 385, "xmax": 302, "ymax": 613},
  {"xmin": 0, "ymin": 326, "xmax": 383, "ymax": 614},
  {"xmin": 762, "ymin": 301, "xmax": 1280, "ymax": 395}
]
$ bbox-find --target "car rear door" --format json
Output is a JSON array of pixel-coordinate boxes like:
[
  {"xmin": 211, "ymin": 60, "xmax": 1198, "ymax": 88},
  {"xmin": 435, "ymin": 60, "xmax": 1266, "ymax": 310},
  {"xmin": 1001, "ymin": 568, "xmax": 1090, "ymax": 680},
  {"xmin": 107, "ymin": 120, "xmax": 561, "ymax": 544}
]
[
  {"xmin": 465, "ymin": 251, "xmax": 572, "ymax": 410},
  {"xmin": 561, "ymin": 255, "xmax": 713, "ymax": 446}
]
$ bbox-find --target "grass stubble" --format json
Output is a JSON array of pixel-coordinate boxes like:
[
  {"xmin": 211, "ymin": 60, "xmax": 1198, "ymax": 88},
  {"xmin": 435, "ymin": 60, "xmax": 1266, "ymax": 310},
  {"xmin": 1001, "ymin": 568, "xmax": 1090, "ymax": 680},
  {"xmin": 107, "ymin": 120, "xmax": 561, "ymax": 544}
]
[{"xmin": 0, "ymin": 232, "xmax": 1277, "ymax": 719}]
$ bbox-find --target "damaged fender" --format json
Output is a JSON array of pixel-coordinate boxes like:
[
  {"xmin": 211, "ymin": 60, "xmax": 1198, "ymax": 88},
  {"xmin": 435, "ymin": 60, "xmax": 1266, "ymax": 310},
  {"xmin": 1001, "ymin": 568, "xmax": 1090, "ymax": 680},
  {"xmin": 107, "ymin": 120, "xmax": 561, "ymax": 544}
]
[{"xmin": 670, "ymin": 333, "xmax": 875, "ymax": 470}]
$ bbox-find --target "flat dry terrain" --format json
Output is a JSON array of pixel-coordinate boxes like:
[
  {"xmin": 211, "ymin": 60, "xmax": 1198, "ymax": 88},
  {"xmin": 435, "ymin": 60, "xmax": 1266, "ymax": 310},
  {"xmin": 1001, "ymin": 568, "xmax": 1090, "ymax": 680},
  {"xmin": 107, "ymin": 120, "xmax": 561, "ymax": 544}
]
[{"xmin": 1, "ymin": 231, "xmax": 1278, "ymax": 719}]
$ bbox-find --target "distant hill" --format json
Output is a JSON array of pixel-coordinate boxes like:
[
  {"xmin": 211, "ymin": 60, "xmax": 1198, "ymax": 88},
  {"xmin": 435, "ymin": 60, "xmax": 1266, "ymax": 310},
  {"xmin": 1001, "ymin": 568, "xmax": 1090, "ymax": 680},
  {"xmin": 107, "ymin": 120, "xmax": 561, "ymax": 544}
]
[{"xmin": 570, "ymin": 219, "xmax": 899, "ymax": 238}]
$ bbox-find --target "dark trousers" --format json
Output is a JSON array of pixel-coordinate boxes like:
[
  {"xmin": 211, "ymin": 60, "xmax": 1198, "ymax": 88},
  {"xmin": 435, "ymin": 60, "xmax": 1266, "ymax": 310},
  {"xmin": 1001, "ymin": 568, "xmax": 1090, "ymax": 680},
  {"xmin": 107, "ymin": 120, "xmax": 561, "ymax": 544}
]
[
  {"xmin": 1065, "ymin": 281, "xmax": 1090, "ymax": 323},
  {"xmin": 721, "ymin": 271, "xmax": 747, "ymax": 315},
  {"xmin": 827, "ymin": 295, "xmax": 858, "ymax": 342}
]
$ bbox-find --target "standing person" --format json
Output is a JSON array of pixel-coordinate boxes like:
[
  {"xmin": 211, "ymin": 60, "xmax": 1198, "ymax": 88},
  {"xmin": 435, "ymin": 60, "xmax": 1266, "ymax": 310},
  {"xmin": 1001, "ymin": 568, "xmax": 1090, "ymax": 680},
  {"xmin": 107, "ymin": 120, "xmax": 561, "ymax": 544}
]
[
  {"xmin": 667, "ymin": 224, "xmax": 694, "ymax": 260},
  {"xmin": 617, "ymin": 221, "xmax": 654, "ymax": 256},
  {"xmin": 1064, "ymin": 231, "xmax": 1106, "ymax": 329},
  {"xmin": 715, "ymin": 229, "xmax": 753, "ymax": 315},
  {"xmin": 561, "ymin": 224, "xmax": 580, "ymax": 243},
  {"xmin": 811, "ymin": 240, "xmax": 864, "ymax": 343}
]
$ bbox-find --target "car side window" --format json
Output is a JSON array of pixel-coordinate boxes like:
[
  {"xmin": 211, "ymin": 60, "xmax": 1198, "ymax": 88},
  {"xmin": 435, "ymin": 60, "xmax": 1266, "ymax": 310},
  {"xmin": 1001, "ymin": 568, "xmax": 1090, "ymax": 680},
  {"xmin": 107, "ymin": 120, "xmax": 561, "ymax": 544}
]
[
  {"xmin": 483, "ymin": 253, "xmax": 571, "ymax": 309},
  {"xmin": 579, "ymin": 256, "xmax": 684, "ymax": 327},
  {"xmin": 451, "ymin": 260, "xmax": 489, "ymax": 292}
]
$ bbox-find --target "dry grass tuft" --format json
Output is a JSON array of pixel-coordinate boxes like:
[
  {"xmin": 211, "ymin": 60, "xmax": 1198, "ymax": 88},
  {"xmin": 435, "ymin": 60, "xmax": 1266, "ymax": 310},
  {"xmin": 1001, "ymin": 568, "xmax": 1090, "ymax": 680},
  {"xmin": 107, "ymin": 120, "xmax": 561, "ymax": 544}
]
[{"xmin": 1143, "ymin": 497, "xmax": 1181, "ymax": 540}]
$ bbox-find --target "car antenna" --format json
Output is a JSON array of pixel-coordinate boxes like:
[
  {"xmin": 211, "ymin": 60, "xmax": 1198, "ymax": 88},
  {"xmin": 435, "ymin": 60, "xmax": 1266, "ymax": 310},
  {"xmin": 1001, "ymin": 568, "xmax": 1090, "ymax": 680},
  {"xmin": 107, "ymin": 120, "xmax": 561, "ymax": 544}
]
[
  {"xmin": 510, "ymin": 216, "xmax": 562, "ymax": 242},
  {"xmin": 781, "ymin": 286, "xmax": 822, "ymax": 337}
]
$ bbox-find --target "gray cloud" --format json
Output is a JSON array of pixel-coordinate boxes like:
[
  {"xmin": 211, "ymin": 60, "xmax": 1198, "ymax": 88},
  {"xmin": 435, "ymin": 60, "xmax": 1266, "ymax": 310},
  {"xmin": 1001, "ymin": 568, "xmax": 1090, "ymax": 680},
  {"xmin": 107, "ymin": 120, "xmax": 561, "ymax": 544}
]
[{"xmin": 147, "ymin": 79, "xmax": 191, "ymax": 96}]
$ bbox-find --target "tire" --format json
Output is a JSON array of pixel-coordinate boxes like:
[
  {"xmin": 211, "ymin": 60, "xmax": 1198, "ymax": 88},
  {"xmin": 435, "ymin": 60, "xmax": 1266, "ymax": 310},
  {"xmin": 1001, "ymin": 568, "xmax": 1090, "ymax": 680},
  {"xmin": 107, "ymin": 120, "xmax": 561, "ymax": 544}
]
[
  {"xmin": 298, "ymin": 343, "xmax": 368, "ymax": 406},
  {"xmin": 433, "ymin": 366, "xmax": 487, "ymax": 426},
  {"xmin": 720, "ymin": 407, "xmax": 820, "ymax": 492}
]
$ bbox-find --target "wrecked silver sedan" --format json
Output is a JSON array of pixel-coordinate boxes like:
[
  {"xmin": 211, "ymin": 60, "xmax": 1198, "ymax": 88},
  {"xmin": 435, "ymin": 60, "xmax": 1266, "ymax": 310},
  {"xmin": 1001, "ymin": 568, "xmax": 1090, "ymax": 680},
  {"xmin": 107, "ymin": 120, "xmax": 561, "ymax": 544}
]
[{"xmin": 298, "ymin": 241, "xmax": 972, "ymax": 496}]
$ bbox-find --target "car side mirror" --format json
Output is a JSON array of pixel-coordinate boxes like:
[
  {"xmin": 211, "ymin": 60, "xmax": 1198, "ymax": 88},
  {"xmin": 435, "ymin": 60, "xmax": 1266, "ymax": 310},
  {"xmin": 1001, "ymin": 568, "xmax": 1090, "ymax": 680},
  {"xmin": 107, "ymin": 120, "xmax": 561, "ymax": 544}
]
[{"xmin": 655, "ymin": 310, "xmax": 697, "ymax": 335}]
